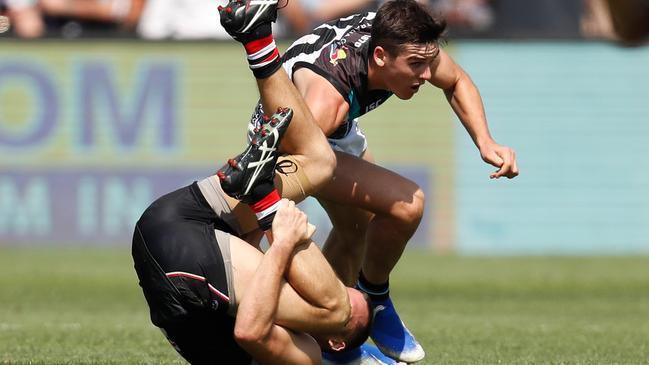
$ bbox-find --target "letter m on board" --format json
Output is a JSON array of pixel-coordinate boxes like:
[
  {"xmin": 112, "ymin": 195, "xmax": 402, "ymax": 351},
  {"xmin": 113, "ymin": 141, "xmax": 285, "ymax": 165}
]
[{"xmin": 79, "ymin": 62, "xmax": 176, "ymax": 149}]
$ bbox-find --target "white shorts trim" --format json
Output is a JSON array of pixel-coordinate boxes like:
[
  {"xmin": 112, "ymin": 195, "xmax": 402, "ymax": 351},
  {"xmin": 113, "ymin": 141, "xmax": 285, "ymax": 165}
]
[{"xmin": 327, "ymin": 119, "xmax": 367, "ymax": 157}]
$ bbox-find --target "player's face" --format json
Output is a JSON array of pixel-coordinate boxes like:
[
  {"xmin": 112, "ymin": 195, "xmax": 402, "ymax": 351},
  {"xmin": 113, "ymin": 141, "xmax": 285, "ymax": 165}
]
[{"xmin": 383, "ymin": 43, "xmax": 438, "ymax": 99}]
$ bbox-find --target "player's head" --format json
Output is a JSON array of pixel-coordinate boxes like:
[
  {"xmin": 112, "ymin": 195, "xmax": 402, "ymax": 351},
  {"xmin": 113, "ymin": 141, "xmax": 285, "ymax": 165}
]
[
  {"xmin": 369, "ymin": 0, "xmax": 447, "ymax": 99},
  {"xmin": 316, "ymin": 288, "xmax": 373, "ymax": 353}
]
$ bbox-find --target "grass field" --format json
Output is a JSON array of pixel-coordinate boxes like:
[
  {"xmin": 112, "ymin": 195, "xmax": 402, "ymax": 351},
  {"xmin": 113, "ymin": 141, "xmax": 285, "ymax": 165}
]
[{"xmin": 1, "ymin": 248, "xmax": 649, "ymax": 364}]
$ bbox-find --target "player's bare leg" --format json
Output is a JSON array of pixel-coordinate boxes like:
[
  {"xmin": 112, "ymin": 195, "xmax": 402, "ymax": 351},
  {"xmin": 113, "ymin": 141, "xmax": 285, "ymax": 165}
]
[
  {"xmin": 319, "ymin": 199, "xmax": 372, "ymax": 286},
  {"xmin": 256, "ymin": 71, "xmax": 336, "ymax": 198},
  {"xmin": 315, "ymin": 150, "xmax": 426, "ymax": 362},
  {"xmin": 316, "ymin": 151, "xmax": 423, "ymax": 284},
  {"xmin": 218, "ymin": 0, "xmax": 335, "ymax": 205}
]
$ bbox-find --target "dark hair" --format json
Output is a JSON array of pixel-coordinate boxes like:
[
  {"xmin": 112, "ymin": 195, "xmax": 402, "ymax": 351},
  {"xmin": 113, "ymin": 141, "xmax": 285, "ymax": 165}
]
[
  {"xmin": 370, "ymin": 0, "xmax": 447, "ymax": 56},
  {"xmin": 342, "ymin": 293, "xmax": 374, "ymax": 351}
]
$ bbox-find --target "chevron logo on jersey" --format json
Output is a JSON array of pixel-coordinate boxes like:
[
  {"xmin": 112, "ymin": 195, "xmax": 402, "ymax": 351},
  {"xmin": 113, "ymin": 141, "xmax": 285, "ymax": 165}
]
[{"xmin": 329, "ymin": 44, "xmax": 348, "ymax": 66}]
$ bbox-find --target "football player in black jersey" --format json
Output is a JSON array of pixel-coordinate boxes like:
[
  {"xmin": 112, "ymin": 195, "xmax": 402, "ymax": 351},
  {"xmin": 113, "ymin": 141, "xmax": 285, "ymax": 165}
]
[{"xmin": 218, "ymin": 0, "xmax": 518, "ymax": 363}]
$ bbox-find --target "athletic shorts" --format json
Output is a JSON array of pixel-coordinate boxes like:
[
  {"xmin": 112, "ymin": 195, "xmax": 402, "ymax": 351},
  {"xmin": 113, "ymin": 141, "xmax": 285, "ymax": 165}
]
[
  {"xmin": 132, "ymin": 182, "xmax": 253, "ymax": 365},
  {"xmin": 248, "ymin": 102, "xmax": 368, "ymax": 157}
]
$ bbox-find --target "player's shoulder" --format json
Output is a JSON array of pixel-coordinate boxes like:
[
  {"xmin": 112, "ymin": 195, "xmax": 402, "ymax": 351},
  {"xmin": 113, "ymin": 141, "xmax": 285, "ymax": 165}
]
[{"xmin": 331, "ymin": 11, "xmax": 376, "ymax": 31}]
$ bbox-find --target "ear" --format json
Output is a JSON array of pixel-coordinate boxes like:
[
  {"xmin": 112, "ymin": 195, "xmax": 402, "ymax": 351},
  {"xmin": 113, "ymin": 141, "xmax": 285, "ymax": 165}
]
[
  {"xmin": 328, "ymin": 339, "xmax": 347, "ymax": 352},
  {"xmin": 373, "ymin": 46, "xmax": 387, "ymax": 67}
]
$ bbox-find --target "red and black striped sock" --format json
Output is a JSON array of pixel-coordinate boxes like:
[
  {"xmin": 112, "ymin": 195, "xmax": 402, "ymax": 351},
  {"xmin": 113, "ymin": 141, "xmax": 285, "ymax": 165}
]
[
  {"xmin": 250, "ymin": 188, "xmax": 281, "ymax": 231},
  {"xmin": 243, "ymin": 34, "xmax": 282, "ymax": 79}
]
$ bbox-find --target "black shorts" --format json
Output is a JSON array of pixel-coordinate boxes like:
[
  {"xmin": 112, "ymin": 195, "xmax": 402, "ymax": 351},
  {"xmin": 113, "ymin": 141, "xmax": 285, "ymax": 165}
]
[{"xmin": 132, "ymin": 182, "xmax": 252, "ymax": 365}]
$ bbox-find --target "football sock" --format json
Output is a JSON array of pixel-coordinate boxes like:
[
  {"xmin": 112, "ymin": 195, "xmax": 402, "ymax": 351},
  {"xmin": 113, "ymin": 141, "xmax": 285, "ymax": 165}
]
[
  {"xmin": 357, "ymin": 271, "xmax": 390, "ymax": 302},
  {"xmin": 243, "ymin": 34, "xmax": 282, "ymax": 79},
  {"xmin": 248, "ymin": 184, "xmax": 281, "ymax": 231}
]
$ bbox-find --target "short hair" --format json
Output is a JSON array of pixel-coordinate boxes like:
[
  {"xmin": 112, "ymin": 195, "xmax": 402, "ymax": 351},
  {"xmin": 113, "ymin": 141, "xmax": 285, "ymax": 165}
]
[
  {"xmin": 340, "ymin": 292, "xmax": 373, "ymax": 352},
  {"xmin": 320, "ymin": 292, "xmax": 374, "ymax": 353},
  {"xmin": 370, "ymin": 0, "xmax": 447, "ymax": 56}
]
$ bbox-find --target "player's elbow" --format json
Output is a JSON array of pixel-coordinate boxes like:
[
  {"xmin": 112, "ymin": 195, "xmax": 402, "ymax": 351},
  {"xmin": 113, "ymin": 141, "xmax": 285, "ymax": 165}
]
[
  {"xmin": 234, "ymin": 320, "xmax": 271, "ymax": 347},
  {"xmin": 319, "ymin": 287, "xmax": 352, "ymax": 331},
  {"xmin": 331, "ymin": 299, "xmax": 352, "ymax": 331}
]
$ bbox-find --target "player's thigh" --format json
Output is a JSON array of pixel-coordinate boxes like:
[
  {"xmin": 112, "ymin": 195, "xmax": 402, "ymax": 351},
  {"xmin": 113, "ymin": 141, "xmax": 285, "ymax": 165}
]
[
  {"xmin": 319, "ymin": 147, "xmax": 375, "ymax": 234},
  {"xmin": 315, "ymin": 150, "xmax": 424, "ymax": 218}
]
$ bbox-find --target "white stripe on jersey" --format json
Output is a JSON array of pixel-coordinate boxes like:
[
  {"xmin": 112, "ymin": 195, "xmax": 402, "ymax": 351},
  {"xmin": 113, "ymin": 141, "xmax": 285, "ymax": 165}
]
[{"xmin": 281, "ymin": 13, "xmax": 376, "ymax": 80}]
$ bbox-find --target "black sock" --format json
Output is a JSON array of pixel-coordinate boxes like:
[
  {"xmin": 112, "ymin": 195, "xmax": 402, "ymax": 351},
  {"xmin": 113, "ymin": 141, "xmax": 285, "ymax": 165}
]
[{"xmin": 357, "ymin": 271, "xmax": 390, "ymax": 302}]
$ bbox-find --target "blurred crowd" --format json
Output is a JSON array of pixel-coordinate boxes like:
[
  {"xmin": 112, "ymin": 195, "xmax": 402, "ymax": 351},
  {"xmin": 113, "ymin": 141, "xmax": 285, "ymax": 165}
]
[{"xmin": 0, "ymin": 0, "xmax": 647, "ymax": 43}]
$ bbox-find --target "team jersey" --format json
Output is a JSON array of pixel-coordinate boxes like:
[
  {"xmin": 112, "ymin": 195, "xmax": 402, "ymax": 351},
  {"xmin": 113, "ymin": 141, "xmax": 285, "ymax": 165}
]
[{"xmin": 281, "ymin": 12, "xmax": 393, "ymax": 138}]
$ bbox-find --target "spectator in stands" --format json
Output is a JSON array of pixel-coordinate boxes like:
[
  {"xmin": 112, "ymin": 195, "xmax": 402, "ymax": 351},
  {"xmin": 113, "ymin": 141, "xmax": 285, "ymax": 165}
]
[
  {"xmin": 581, "ymin": 0, "xmax": 649, "ymax": 45},
  {"xmin": 279, "ymin": 0, "xmax": 377, "ymax": 36},
  {"xmin": 1, "ymin": 0, "xmax": 144, "ymax": 38},
  {"xmin": 581, "ymin": 0, "xmax": 617, "ymax": 40},
  {"xmin": 39, "ymin": 0, "xmax": 144, "ymax": 30},
  {"xmin": 431, "ymin": 0, "xmax": 494, "ymax": 32},
  {"xmin": 136, "ymin": 0, "xmax": 228, "ymax": 39},
  {"xmin": 1, "ymin": 0, "xmax": 44, "ymax": 38},
  {"xmin": 279, "ymin": 0, "xmax": 494, "ymax": 38},
  {"xmin": 605, "ymin": 0, "xmax": 649, "ymax": 44}
]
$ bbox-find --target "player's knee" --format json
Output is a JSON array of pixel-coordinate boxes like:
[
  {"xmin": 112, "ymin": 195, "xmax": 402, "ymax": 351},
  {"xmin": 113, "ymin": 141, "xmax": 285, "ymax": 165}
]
[
  {"xmin": 316, "ymin": 145, "xmax": 336, "ymax": 182},
  {"xmin": 234, "ymin": 323, "xmax": 267, "ymax": 348},
  {"xmin": 393, "ymin": 187, "xmax": 425, "ymax": 227},
  {"xmin": 304, "ymin": 145, "xmax": 336, "ymax": 191}
]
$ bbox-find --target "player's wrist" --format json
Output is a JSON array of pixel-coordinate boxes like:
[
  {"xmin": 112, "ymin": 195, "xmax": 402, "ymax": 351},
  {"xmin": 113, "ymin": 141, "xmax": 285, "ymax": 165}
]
[
  {"xmin": 267, "ymin": 237, "xmax": 296, "ymax": 254},
  {"xmin": 475, "ymin": 135, "xmax": 495, "ymax": 150}
]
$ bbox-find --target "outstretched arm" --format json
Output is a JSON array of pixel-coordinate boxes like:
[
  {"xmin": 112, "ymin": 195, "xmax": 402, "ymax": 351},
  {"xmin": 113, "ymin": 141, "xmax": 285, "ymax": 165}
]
[{"xmin": 429, "ymin": 49, "xmax": 519, "ymax": 179}]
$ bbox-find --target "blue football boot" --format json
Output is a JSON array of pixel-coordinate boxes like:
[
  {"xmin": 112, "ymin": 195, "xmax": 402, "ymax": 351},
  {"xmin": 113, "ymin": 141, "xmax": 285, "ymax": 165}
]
[
  {"xmin": 322, "ymin": 343, "xmax": 406, "ymax": 365},
  {"xmin": 370, "ymin": 297, "xmax": 425, "ymax": 363}
]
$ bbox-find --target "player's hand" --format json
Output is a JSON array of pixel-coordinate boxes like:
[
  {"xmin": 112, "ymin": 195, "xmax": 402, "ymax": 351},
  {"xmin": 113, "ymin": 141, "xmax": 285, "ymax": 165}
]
[
  {"xmin": 479, "ymin": 141, "xmax": 519, "ymax": 179},
  {"xmin": 271, "ymin": 199, "xmax": 315, "ymax": 248}
]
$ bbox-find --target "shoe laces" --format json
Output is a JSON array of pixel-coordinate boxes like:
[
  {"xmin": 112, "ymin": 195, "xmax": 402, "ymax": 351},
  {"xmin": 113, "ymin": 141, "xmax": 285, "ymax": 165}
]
[{"xmin": 275, "ymin": 159, "xmax": 297, "ymax": 174}]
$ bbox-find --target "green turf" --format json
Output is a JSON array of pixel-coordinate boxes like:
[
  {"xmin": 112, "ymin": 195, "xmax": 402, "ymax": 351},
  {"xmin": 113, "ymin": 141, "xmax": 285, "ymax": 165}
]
[{"xmin": 1, "ymin": 249, "xmax": 649, "ymax": 364}]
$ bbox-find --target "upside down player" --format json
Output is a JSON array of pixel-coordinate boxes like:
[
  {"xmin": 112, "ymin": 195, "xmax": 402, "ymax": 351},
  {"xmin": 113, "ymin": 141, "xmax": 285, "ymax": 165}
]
[
  {"xmin": 216, "ymin": 0, "xmax": 519, "ymax": 363},
  {"xmin": 134, "ymin": 192, "xmax": 376, "ymax": 364},
  {"xmin": 132, "ymin": 110, "xmax": 382, "ymax": 363},
  {"xmin": 605, "ymin": 0, "xmax": 649, "ymax": 45}
]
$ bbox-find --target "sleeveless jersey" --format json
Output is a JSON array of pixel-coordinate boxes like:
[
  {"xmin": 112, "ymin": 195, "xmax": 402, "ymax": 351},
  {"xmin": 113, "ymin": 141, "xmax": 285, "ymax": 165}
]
[{"xmin": 281, "ymin": 12, "xmax": 393, "ymax": 138}]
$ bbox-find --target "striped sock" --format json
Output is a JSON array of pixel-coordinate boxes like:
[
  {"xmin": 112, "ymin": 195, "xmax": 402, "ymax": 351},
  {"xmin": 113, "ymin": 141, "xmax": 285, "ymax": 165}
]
[
  {"xmin": 250, "ymin": 188, "xmax": 281, "ymax": 231},
  {"xmin": 244, "ymin": 34, "xmax": 282, "ymax": 79}
]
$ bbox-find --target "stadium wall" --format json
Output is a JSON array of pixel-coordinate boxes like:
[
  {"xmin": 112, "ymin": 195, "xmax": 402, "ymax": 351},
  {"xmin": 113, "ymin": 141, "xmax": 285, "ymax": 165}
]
[{"xmin": 0, "ymin": 41, "xmax": 647, "ymax": 254}]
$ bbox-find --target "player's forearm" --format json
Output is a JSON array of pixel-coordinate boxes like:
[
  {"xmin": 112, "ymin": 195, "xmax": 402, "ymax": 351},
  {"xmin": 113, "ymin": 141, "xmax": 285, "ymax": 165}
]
[
  {"xmin": 444, "ymin": 72, "xmax": 494, "ymax": 149},
  {"xmin": 234, "ymin": 242, "xmax": 294, "ymax": 342},
  {"xmin": 280, "ymin": 242, "xmax": 350, "ymax": 331}
]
